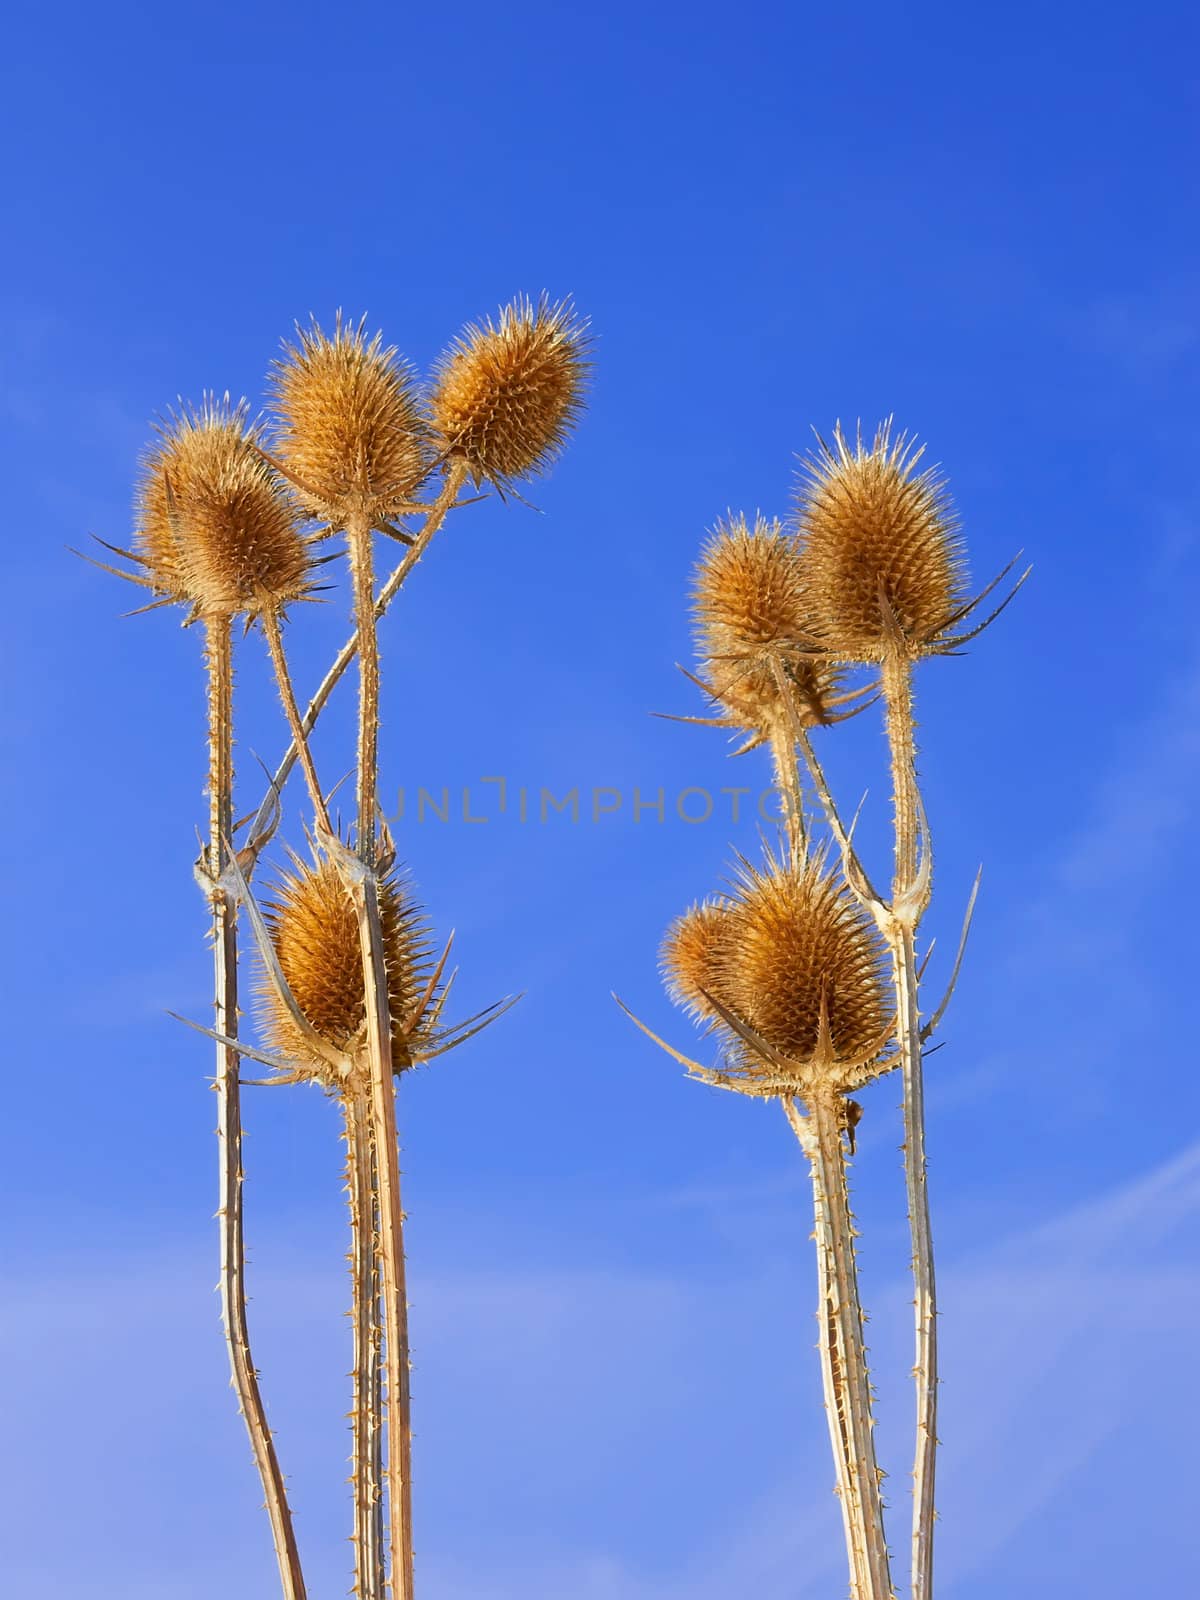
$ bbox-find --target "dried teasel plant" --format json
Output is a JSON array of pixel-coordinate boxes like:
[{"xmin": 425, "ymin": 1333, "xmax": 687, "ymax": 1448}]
[
  {"xmin": 794, "ymin": 420, "xmax": 1025, "ymax": 1600},
  {"xmin": 623, "ymin": 435, "xmax": 1021, "ymax": 1600},
  {"xmin": 83, "ymin": 394, "xmax": 315, "ymax": 1600},
  {"xmin": 263, "ymin": 298, "xmax": 587, "ymax": 1599},
  {"xmin": 623, "ymin": 839, "xmax": 899, "ymax": 1600},
  {"xmin": 88, "ymin": 297, "xmax": 588, "ymax": 1600}
]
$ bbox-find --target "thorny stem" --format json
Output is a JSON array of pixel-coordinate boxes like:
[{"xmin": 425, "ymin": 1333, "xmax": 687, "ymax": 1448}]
[
  {"xmin": 769, "ymin": 721, "xmax": 807, "ymax": 864},
  {"xmin": 250, "ymin": 462, "xmax": 470, "ymax": 849},
  {"xmin": 346, "ymin": 506, "xmax": 416, "ymax": 1600},
  {"xmin": 794, "ymin": 1094, "xmax": 894, "ymax": 1600},
  {"xmin": 262, "ymin": 607, "xmax": 330, "ymax": 833},
  {"xmin": 204, "ymin": 614, "xmax": 307, "ymax": 1600},
  {"xmin": 783, "ymin": 1101, "xmax": 864, "ymax": 1598},
  {"xmin": 345, "ymin": 1093, "xmax": 385, "ymax": 1600},
  {"xmin": 881, "ymin": 649, "xmax": 938, "ymax": 1600}
]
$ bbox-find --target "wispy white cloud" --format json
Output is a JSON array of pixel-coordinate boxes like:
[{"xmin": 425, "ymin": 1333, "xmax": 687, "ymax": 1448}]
[{"xmin": 4, "ymin": 1143, "xmax": 1196, "ymax": 1598}]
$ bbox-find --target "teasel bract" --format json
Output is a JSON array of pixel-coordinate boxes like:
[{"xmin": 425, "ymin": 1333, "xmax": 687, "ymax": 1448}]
[
  {"xmin": 793, "ymin": 420, "xmax": 1025, "ymax": 1600},
  {"xmin": 124, "ymin": 396, "xmax": 311, "ymax": 1600}
]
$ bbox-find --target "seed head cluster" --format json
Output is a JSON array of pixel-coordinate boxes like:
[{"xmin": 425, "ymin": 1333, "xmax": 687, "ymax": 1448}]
[
  {"xmin": 430, "ymin": 295, "xmax": 589, "ymax": 488},
  {"xmin": 136, "ymin": 398, "xmax": 310, "ymax": 616},
  {"xmin": 691, "ymin": 514, "xmax": 845, "ymax": 733},
  {"xmin": 271, "ymin": 316, "xmax": 429, "ymax": 525},
  {"xmin": 261, "ymin": 857, "xmax": 436, "ymax": 1082},
  {"xmin": 662, "ymin": 855, "xmax": 891, "ymax": 1092},
  {"xmin": 796, "ymin": 421, "xmax": 967, "ymax": 658}
]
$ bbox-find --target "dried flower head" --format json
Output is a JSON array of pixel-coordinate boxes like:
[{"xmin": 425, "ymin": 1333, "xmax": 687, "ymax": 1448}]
[
  {"xmin": 260, "ymin": 856, "xmax": 435, "ymax": 1082},
  {"xmin": 723, "ymin": 856, "xmax": 890, "ymax": 1082},
  {"xmin": 430, "ymin": 295, "xmax": 589, "ymax": 488},
  {"xmin": 692, "ymin": 514, "xmax": 847, "ymax": 733},
  {"xmin": 796, "ymin": 421, "xmax": 967, "ymax": 659},
  {"xmin": 270, "ymin": 315, "xmax": 429, "ymax": 525},
  {"xmin": 135, "ymin": 397, "xmax": 310, "ymax": 616},
  {"xmin": 663, "ymin": 853, "xmax": 892, "ymax": 1094},
  {"xmin": 660, "ymin": 900, "xmax": 737, "ymax": 1024}
]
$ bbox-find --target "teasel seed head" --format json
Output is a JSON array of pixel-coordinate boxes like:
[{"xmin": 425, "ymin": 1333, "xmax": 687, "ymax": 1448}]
[
  {"xmin": 660, "ymin": 900, "xmax": 737, "ymax": 1025},
  {"xmin": 135, "ymin": 396, "xmax": 310, "ymax": 617},
  {"xmin": 796, "ymin": 420, "xmax": 968, "ymax": 660},
  {"xmin": 260, "ymin": 856, "xmax": 436, "ymax": 1084},
  {"xmin": 723, "ymin": 855, "xmax": 890, "ymax": 1086},
  {"xmin": 270, "ymin": 315, "xmax": 430, "ymax": 525},
  {"xmin": 691, "ymin": 514, "xmax": 847, "ymax": 734},
  {"xmin": 430, "ymin": 294, "xmax": 589, "ymax": 488},
  {"xmin": 662, "ymin": 853, "xmax": 892, "ymax": 1095}
]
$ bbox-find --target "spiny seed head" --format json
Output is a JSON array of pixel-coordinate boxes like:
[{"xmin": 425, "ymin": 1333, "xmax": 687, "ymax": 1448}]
[
  {"xmin": 692, "ymin": 514, "xmax": 847, "ymax": 732},
  {"xmin": 796, "ymin": 420, "xmax": 967, "ymax": 659},
  {"xmin": 271, "ymin": 315, "xmax": 429, "ymax": 524},
  {"xmin": 430, "ymin": 294, "xmax": 589, "ymax": 488},
  {"xmin": 722, "ymin": 857, "xmax": 890, "ymax": 1082},
  {"xmin": 660, "ymin": 901, "xmax": 736, "ymax": 1024},
  {"xmin": 662, "ymin": 854, "xmax": 891, "ymax": 1093},
  {"xmin": 260, "ymin": 857, "xmax": 435, "ymax": 1083},
  {"xmin": 135, "ymin": 396, "xmax": 310, "ymax": 616}
]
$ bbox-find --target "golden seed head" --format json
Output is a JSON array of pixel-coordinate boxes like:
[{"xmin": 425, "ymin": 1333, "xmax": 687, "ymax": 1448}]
[
  {"xmin": 270, "ymin": 315, "xmax": 429, "ymax": 523},
  {"xmin": 135, "ymin": 396, "xmax": 310, "ymax": 616},
  {"xmin": 723, "ymin": 857, "xmax": 890, "ymax": 1081},
  {"xmin": 430, "ymin": 294, "xmax": 589, "ymax": 487},
  {"xmin": 692, "ymin": 514, "xmax": 846, "ymax": 732},
  {"xmin": 660, "ymin": 900, "xmax": 737, "ymax": 1025},
  {"xmin": 663, "ymin": 855, "xmax": 891, "ymax": 1092},
  {"xmin": 260, "ymin": 857, "xmax": 434, "ymax": 1082},
  {"xmin": 796, "ymin": 421, "xmax": 967, "ymax": 659}
]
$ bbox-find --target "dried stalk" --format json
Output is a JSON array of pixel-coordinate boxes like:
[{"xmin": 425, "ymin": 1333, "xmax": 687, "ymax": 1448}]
[
  {"xmin": 204, "ymin": 613, "xmax": 307, "ymax": 1600},
  {"xmin": 880, "ymin": 648, "xmax": 937, "ymax": 1600},
  {"xmin": 769, "ymin": 720, "xmax": 807, "ymax": 862},
  {"xmin": 786, "ymin": 1096, "xmax": 892, "ymax": 1600},
  {"xmin": 263, "ymin": 606, "xmax": 330, "ymax": 832},
  {"xmin": 345, "ymin": 1092, "xmax": 385, "ymax": 1600},
  {"xmin": 249, "ymin": 463, "xmax": 470, "ymax": 848},
  {"xmin": 783, "ymin": 1101, "xmax": 866, "ymax": 1598},
  {"xmin": 345, "ymin": 504, "xmax": 416, "ymax": 1600}
]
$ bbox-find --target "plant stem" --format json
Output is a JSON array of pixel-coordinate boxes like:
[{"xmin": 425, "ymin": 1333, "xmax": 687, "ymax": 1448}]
[
  {"xmin": 345, "ymin": 1092, "xmax": 385, "ymax": 1600},
  {"xmin": 346, "ymin": 507, "xmax": 416, "ymax": 1600},
  {"xmin": 204, "ymin": 613, "xmax": 307, "ymax": 1600},
  {"xmin": 799, "ymin": 1092, "xmax": 893, "ymax": 1600},
  {"xmin": 263, "ymin": 607, "xmax": 330, "ymax": 833},
  {"xmin": 253, "ymin": 463, "xmax": 470, "ymax": 842},
  {"xmin": 881, "ymin": 648, "xmax": 937, "ymax": 1600},
  {"xmin": 783, "ymin": 1100, "xmax": 865, "ymax": 1598},
  {"xmin": 769, "ymin": 721, "xmax": 806, "ymax": 865}
]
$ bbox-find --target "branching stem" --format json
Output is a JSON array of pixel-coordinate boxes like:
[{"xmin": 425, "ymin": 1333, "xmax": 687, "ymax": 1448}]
[
  {"xmin": 262, "ymin": 607, "xmax": 330, "ymax": 833},
  {"xmin": 345, "ymin": 507, "xmax": 416, "ymax": 1600},
  {"xmin": 346, "ymin": 1092, "xmax": 385, "ymax": 1600},
  {"xmin": 250, "ymin": 463, "xmax": 470, "ymax": 848},
  {"xmin": 789, "ymin": 1095, "xmax": 893, "ymax": 1600},
  {"xmin": 204, "ymin": 613, "xmax": 307, "ymax": 1600},
  {"xmin": 881, "ymin": 648, "xmax": 938, "ymax": 1600}
]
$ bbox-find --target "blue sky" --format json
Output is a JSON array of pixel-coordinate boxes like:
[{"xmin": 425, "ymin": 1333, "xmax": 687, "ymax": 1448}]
[{"xmin": 2, "ymin": 2, "xmax": 1198, "ymax": 1595}]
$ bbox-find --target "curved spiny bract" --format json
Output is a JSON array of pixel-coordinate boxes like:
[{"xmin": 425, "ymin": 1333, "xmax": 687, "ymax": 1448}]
[
  {"xmin": 259, "ymin": 856, "xmax": 438, "ymax": 1085},
  {"xmin": 430, "ymin": 294, "xmax": 590, "ymax": 490},
  {"xmin": 796, "ymin": 420, "xmax": 968, "ymax": 661},
  {"xmin": 691, "ymin": 513, "xmax": 849, "ymax": 738},
  {"xmin": 660, "ymin": 852, "xmax": 893, "ymax": 1100},
  {"xmin": 136, "ymin": 395, "xmax": 311, "ymax": 617},
  {"xmin": 270, "ymin": 315, "xmax": 431, "ymax": 527}
]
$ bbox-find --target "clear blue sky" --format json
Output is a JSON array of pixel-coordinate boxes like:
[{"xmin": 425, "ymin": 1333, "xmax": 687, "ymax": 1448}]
[{"xmin": 3, "ymin": 3, "xmax": 1198, "ymax": 1596}]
